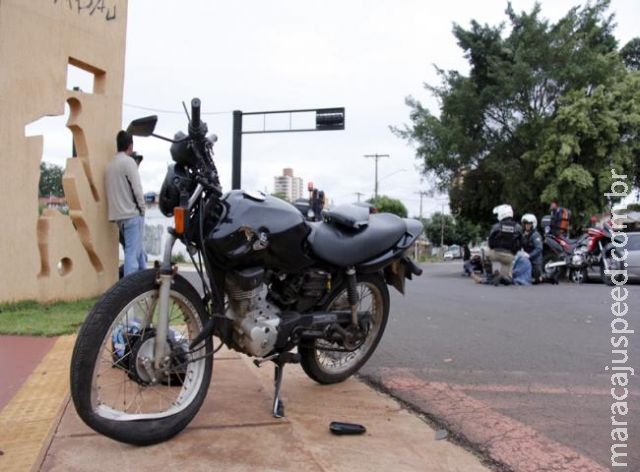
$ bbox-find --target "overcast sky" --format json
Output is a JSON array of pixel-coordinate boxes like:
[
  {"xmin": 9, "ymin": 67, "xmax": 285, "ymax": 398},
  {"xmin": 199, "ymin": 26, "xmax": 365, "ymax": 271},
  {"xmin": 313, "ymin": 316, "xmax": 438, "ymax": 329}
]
[{"xmin": 31, "ymin": 0, "xmax": 640, "ymax": 218}]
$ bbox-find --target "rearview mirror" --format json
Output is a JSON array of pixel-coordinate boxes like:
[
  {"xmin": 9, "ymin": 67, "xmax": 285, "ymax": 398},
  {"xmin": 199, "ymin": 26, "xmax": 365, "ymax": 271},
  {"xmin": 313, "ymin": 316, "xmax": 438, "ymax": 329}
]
[{"xmin": 126, "ymin": 115, "xmax": 158, "ymax": 137}]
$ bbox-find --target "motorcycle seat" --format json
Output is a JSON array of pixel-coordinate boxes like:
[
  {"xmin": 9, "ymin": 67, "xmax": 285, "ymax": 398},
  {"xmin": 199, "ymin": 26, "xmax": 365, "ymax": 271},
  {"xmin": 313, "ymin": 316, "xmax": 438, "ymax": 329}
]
[
  {"xmin": 322, "ymin": 204, "xmax": 370, "ymax": 231},
  {"xmin": 308, "ymin": 212, "xmax": 407, "ymax": 267}
]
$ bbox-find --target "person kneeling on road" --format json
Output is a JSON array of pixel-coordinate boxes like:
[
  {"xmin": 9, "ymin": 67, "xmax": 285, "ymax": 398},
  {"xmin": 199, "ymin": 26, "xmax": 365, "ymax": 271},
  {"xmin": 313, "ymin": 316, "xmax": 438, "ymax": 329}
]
[
  {"xmin": 484, "ymin": 204, "xmax": 522, "ymax": 286},
  {"xmin": 471, "ymin": 250, "xmax": 531, "ymax": 286}
]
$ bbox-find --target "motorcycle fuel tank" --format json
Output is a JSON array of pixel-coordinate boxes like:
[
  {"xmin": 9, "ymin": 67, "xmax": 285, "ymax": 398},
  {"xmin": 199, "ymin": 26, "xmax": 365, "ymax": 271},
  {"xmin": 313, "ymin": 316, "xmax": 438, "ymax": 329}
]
[{"xmin": 205, "ymin": 190, "xmax": 313, "ymax": 272}]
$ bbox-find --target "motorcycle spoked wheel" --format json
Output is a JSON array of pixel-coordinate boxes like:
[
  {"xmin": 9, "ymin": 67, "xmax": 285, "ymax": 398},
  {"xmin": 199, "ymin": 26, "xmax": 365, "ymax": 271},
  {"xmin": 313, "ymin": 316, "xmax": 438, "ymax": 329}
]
[
  {"xmin": 569, "ymin": 267, "xmax": 588, "ymax": 284},
  {"xmin": 299, "ymin": 273, "xmax": 389, "ymax": 385},
  {"xmin": 70, "ymin": 269, "xmax": 213, "ymax": 446}
]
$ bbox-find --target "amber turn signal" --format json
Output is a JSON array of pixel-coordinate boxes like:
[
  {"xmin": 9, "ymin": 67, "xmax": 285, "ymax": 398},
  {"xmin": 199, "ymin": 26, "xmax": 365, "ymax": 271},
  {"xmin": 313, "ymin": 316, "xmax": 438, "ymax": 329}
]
[{"xmin": 174, "ymin": 207, "xmax": 186, "ymax": 235}]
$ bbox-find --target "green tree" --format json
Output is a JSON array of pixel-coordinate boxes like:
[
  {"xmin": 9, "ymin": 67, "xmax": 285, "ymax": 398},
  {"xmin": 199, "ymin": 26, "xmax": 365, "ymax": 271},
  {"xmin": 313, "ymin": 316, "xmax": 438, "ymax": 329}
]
[
  {"xmin": 422, "ymin": 212, "xmax": 485, "ymax": 246},
  {"xmin": 368, "ymin": 195, "xmax": 408, "ymax": 217},
  {"xmin": 620, "ymin": 37, "xmax": 640, "ymax": 71},
  {"xmin": 39, "ymin": 161, "xmax": 64, "ymax": 197},
  {"xmin": 395, "ymin": 0, "xmax": 639, "ymax": 224},
  {"xmin": 422, "ymin": 212, "xmax": 453, "ymax": 246},
  {"xmin": 536, "ymin": 72, "xmax": 640, "ymax": 213}
]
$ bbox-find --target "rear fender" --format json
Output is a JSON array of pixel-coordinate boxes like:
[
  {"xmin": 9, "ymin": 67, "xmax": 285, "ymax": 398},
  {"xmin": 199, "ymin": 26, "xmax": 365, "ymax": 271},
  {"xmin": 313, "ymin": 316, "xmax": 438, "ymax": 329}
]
[
  {"xmin": 356, "ymin": 217, "xmax": 423, "ymax": 273},
  {"xmin": 358, "ymin": 217, "xmax": 424, "ymax": 293},
  {"xmin": 383, "ymin": 257, "xmax": 423, "ymax": 295}
]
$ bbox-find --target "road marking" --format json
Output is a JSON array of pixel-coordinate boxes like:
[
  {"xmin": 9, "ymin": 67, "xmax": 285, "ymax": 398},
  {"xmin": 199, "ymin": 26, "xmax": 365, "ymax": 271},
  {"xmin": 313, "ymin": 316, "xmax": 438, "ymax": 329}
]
[{"xmin": 377, "ymin": 367, "xmax": 609, "ymax": 472}]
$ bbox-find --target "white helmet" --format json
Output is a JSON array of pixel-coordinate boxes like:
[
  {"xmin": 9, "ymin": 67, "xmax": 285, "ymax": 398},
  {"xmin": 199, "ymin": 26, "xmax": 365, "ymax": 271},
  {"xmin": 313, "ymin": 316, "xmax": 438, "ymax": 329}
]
[
  {"xmin": 521, "ymin": 213, "xmax": 537, "ymax": 228},
  {"xmin": 493, "ymin": 204, "xmax": 513, "ymax": 221}
]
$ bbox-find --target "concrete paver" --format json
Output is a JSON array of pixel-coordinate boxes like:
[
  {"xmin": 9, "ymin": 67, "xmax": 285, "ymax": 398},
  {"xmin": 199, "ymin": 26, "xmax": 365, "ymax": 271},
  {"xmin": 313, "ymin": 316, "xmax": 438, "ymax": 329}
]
[{"xmin": 0, "ymin": 336, "xmax": 492, "ymax": 472}]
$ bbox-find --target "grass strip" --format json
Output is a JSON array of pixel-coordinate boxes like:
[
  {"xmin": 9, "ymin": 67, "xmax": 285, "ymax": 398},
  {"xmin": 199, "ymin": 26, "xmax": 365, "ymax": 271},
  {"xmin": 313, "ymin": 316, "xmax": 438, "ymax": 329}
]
[{"xmin": 0, "ymin": 298, "xmax": 97, "ymax": 336}]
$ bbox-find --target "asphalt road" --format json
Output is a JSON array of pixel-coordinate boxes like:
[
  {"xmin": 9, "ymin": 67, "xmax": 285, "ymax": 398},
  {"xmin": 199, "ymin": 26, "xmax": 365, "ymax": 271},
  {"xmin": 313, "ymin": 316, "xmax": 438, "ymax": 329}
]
[{"xmin": 359, "ymin": 261, "xmax": 640, "ymax": 471}]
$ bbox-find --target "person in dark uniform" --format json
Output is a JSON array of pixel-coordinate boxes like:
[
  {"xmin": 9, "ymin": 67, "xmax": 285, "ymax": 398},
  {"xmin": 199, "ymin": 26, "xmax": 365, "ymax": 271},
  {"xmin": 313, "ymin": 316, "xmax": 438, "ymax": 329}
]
[
  {"xmin": 461, "ymin": 242, "xmax": 472, "ymax": 276},
  {"xmin": 521, "ymin": 213, "xmax": 543, "ymax": 283},
  {"xmin": 484, "ymin": 204, "xmax": 522, "ymax": 286}
]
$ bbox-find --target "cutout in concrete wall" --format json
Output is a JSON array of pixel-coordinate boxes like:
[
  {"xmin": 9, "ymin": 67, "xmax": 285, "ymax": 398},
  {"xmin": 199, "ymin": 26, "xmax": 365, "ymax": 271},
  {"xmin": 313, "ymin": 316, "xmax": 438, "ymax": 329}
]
[
  {"xmin": 24, "ymin": 103, "xmax": 73, "ymax": 172},
  {"xmin": 57, "ymin": 257, "xmax": 73, "ymax": 277},
  {"xmin": 67, "ymin": 63, "xmax": 95, "ymax": 94}
]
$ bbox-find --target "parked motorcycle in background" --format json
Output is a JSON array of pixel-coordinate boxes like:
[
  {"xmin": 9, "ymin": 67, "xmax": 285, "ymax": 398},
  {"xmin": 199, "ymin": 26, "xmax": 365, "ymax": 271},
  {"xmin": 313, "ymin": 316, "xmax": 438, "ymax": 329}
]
[
  {"xmin": 542, "ymin": 216, "xmax": 621, "ymax": 284},
  {"xmin": 566, "ymin": 222, "xmax": 622, "ymax": 285},
  {"xmin": 69, "ymin": 98, "xmax": 424, "ymax": 446}
]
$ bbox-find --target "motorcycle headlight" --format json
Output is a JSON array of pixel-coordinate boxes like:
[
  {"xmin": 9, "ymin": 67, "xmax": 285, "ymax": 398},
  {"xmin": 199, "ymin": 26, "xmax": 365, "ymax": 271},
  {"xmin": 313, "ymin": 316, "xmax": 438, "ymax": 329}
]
[{"xmin": 158, "ymin": 164, "xmax": 195, "ymax": 217}]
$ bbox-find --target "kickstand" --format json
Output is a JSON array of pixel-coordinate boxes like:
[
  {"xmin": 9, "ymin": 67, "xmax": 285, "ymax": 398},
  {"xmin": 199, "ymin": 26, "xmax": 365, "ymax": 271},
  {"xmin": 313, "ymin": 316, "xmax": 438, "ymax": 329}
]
[{"xmin": 254, "ymin": 352, "xmax": 300, "ymax": 418}]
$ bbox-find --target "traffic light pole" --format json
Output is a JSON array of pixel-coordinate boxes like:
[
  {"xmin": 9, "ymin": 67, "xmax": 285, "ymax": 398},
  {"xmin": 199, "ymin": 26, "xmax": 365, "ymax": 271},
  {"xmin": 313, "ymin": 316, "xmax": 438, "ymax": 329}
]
[
  {"xmin": 232, "ymin": 110, "xmax": 243, "ymax": 190},
  {"xmin": 230, "ymin": 107, "xmax": 345, "ymax": 190}
]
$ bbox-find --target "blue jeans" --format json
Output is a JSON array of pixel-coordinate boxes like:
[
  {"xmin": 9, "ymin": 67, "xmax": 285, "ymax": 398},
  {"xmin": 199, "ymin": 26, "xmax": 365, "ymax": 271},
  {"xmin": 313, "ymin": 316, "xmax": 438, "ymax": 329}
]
[{"xmin": 118, "ymin": 215, "xmax": 146, "ymax": 276}]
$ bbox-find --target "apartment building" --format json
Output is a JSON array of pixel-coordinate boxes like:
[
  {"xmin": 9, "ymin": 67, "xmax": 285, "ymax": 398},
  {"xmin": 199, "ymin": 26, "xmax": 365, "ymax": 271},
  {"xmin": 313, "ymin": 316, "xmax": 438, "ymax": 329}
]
[{"xmin": 274, "ymin": 168, "xmax": 304, "ymax": 202}]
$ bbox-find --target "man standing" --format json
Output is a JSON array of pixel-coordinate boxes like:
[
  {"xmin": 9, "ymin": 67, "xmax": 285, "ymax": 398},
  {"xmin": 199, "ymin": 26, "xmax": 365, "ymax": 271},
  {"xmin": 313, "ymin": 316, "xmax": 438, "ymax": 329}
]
[
  {"xmin": 485, "ymin": 204, "xmax": 522, "ymax": 285},
  {"xmin": 105, "ymin": 130, "xmax": 146, "ymax": 276}
]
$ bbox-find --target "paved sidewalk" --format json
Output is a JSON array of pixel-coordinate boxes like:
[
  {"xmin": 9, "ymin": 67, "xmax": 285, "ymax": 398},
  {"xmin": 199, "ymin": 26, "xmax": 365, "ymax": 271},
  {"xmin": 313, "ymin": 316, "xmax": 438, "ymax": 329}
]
[{"xmin": 0, "ymin": 336, "xmax": 492, "ymax": 472}]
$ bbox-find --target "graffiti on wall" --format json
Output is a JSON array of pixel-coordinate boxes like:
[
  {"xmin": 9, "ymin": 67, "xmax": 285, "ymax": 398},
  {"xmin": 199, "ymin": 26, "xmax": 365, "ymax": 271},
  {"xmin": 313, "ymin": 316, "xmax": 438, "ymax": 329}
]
[{"xmin": 54, "ymin": 0, "xmax": 116, "ymax": 21}]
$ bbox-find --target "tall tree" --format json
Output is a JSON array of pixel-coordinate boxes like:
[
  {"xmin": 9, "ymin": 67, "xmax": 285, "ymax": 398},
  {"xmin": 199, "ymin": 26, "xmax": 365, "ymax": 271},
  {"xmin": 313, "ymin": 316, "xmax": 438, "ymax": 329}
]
[
  {"xmin": 395, "ymin": 0, "xmax": 639, "ymax": 224},
  {"xmin": 422, "ymin": 212, "xmax": 456, "ymax": 246},
  {"xmin": 39, "ymin": 161, "xmax": 64, "ymax": 197},
  {"xmin": 620, "ymin": 37, "xmax": 640, "ymax": 71}
]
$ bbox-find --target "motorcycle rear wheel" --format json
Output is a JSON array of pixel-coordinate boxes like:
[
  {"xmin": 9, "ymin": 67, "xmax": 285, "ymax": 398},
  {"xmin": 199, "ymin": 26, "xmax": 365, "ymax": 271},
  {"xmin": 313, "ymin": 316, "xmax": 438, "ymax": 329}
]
[
  {"xmin": 299, "ymin": 273, "xmax": 389, "ymax": 384},
  {"xmin": 70, "ymin": 269, "xmax": 213, "ymax": 446}
]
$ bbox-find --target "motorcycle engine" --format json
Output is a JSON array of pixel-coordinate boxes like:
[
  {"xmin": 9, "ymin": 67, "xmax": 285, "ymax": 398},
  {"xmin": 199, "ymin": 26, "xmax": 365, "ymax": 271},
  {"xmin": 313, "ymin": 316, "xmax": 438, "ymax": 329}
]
[
  {"xmin": 571, "ymin": 246, "xmax": 588, "ymax": 268},
  {"xmin": 224, "ymin": 268, "xmax": 280, "ymax": 357}
]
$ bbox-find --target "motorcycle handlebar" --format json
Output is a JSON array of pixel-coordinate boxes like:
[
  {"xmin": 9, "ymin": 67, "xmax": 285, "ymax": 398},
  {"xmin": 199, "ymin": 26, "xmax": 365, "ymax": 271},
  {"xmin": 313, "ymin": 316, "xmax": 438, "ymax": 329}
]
[{"xmin": 190, "ymin": 98, "xmax": 201, "ymax": 132}]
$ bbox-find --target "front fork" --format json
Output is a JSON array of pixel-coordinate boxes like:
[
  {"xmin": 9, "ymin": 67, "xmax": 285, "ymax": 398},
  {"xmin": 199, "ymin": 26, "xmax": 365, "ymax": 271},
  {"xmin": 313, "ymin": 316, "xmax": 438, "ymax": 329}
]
[
  {"xmin": 598, "ymin": 240, "xmax": 608, "ymax": 271},
  {"xmin": 153, "ymin": 232, "xmax": 178, "ymax": 371}
]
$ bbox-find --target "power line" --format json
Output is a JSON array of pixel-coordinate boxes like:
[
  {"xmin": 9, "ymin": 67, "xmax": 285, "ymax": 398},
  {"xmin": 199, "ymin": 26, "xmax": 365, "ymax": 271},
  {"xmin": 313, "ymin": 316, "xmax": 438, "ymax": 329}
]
[{"xmin": 123, "ymin": 102, "xmax": 232, "ymax": 115}]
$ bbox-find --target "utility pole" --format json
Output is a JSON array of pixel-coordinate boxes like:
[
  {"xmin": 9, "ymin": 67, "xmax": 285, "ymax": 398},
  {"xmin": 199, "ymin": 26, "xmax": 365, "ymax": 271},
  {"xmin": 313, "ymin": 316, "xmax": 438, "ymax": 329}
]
[
  {"xmin": 440, "ymin": 202, "xmax": 445, "ymax": 255},
  {"xmin": 364, "ymin": 153, "xmax": 389, "ymax": 199},
  {"xmin": 354, "ymin": 191, "xmax": 365, "ymax": 203},
  {"xmin": 416, "ymin": 191, "xmax": 429, "ymax": 220}
]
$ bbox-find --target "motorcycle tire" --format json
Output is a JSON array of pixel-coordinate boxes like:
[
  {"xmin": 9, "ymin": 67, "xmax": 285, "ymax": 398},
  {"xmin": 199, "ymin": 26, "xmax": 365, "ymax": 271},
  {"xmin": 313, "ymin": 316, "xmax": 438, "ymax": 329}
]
[
  {"xmin": 70, "ymin": 269, "xmax": 213, "ymax": 446},
  {"xmin": 570, "ymin": 267, "xmax": 588, "ymax": 284},
  {"xmin": 299, "ymin": 273, "xmax": 389, "ymax": 385}
]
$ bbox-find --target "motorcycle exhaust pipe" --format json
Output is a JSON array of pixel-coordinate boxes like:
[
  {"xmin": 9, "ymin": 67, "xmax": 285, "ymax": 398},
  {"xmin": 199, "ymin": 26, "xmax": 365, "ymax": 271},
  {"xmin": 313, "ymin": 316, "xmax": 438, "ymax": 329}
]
[{"xmin": 545, "ymin": 260, "xmax": 566, "ymax": 269}]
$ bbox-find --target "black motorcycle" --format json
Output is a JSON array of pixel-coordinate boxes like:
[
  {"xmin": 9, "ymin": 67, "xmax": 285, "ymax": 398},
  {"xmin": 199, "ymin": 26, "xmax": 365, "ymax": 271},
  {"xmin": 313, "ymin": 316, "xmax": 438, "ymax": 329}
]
[{"xmin": 70, "ymin": 98, "xmax": 423, "ymax": 446}]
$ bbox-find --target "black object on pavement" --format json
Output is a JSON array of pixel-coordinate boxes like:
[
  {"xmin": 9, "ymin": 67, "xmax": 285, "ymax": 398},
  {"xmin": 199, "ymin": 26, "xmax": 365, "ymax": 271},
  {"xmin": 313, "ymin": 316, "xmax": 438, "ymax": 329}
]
[{"xmin": 329, "ymin": 421, "xmax": 367, "ymax": 435}]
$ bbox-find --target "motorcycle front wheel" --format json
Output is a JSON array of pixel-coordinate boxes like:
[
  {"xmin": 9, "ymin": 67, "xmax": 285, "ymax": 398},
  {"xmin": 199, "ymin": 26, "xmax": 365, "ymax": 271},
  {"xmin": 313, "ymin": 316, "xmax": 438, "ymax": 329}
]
[
  {"xmin": 601, "ymin": 247, "xmax": 623, "ymax": 286},
  {"xmin": 299, "ymin": 273, "xmax": 389, "ymax": 384},
  {"xmin": 570, "ymin": 267, "xmax": 588, "ymax": 284},
  {"xmin": 70, "ymin": 269, "xmax": 213, "ymax": 446}
]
